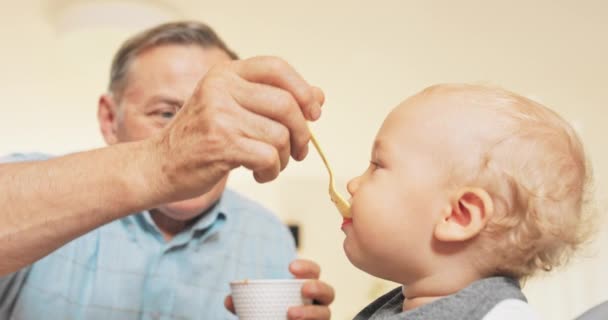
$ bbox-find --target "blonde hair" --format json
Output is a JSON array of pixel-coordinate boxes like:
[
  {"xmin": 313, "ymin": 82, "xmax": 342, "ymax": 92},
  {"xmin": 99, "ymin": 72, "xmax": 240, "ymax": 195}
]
[{"xmin": 422, "ymin": 84, "xmax": 594, "ymax": 279}]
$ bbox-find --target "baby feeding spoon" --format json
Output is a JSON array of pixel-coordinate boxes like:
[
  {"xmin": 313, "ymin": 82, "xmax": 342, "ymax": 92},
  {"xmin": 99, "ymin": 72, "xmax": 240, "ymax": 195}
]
[{"xmin": 308, "ymin": 129, "xmax": 352, "ymax": 218}]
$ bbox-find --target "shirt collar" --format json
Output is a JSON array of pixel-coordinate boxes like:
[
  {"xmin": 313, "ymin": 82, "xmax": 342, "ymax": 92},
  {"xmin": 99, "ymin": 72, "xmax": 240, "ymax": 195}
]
[{"xmin": 191, "ymin": 198, "xmax": 227, "ymax": 232}]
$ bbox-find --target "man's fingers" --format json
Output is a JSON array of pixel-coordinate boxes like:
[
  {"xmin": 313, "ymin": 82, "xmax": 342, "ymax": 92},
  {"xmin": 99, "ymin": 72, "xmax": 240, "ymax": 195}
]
[
  {"xmin": 221, "ymin": 101, "xmax": 292, "ymax": 176},
  {"xmin": 232, "ymin": 56, "xmax": 322, "ymax": 122},
  {"xmin": 290, "ymin": 259, "xmax": 321, "ymax": 279},
  {"xmin": 224, "ymin": 296, "xmax": 235, "ymax": 314},
  {"xmin": 302, "ymin": 280, "xmax": 335, "ymax": 306},
  {"xmin": 311, "ymin": 86, "xmax": 325, "ymax": 108},
  {"xmin": 236, "ymin": 108, "xmax": 292, "ymax": 171},
  {"xmin": 288, "ymin": 280, "xmax": 334, "ymax": 319},
  {"xmin": 232, "ymin": 79, "xmax": 311, "ymax": 161},
  {"xmin": 232, "ymin": 137, "xmax": 281, "ymax": 183},
  {"xmin": 287, "ymin": 305, "xmax": 331, "ymax": 320}
]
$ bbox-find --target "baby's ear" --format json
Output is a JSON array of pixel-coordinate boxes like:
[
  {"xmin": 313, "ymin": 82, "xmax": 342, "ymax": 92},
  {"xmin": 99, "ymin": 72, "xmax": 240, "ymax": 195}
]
[{"xmin": 434, "ymin": 187, "xmax": 494, "ymax": 242}]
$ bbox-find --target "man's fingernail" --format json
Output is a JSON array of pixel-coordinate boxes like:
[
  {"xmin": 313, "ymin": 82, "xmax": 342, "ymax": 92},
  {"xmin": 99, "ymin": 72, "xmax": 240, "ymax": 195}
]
[
  {"xmin": 310, "ymin": 103, "xmax": 322, "ymax": 120},
  {"xmin": 291, "ymin": 261, "xmax": 302, "ymax": 271},
  {"xmin": 288, "ymin": 307, "xmax": 302, "ymax": 318},
  {"xmin": 297, "ymin": 145, "xmax": 309, "ymax": 161}
]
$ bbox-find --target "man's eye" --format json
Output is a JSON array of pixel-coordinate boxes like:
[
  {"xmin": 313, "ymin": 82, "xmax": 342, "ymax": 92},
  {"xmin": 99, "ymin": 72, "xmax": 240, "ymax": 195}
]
[
  {"xmin": 151, "ymin": 107, "xmax": 177, "ymax": 120},
  {"xmin": 159, "ymin": 111, "xmax": 175, "ymax": 119}
]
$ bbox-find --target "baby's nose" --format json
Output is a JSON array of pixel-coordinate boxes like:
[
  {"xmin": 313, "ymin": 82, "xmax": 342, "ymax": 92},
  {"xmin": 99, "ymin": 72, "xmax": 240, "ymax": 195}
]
[{"xmin": 347, "ymin": 176, "xmax": 360, "ymax": 195}]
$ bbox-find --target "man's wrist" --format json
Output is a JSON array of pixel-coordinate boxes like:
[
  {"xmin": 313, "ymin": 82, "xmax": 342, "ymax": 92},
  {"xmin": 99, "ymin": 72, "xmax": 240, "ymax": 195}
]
[{"xmin": 121, "ymin": 138, "xmax": 171, "ymax": 212}]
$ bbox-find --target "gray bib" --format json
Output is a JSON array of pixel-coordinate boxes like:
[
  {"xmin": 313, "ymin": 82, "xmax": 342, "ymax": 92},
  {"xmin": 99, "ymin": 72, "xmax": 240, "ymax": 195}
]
[{"xmin": 354, "ymin": 277, "xmax": 526, "ymax": 320}]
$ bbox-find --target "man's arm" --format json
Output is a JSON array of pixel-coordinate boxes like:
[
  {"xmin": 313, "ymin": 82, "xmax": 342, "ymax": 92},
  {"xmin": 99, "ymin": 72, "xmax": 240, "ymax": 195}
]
[
  {"xmin": 0, "ymin": 56, "xmax": 323, "ymax": 275},
  {"xmin": 0, "ymin": 141, "xmax": 165, "ymax": 275}
]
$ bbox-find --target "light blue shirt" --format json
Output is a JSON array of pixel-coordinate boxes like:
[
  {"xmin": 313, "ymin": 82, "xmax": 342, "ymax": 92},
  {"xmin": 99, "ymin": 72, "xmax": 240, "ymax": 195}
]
[{"xmin": 0, "ymin": 153, "xmax": 297, "ymax": 319}]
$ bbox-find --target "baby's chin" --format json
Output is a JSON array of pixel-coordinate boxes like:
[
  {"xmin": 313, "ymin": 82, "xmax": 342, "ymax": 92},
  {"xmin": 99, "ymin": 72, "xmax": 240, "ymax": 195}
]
[
  {"xmin": 343, "ymin": 239, "xmax": 369, "ymax": 273},
  {"xmin": 344, "ymin": 240, "xmax": 403, "ymax": 282},
  {"xmin": 345, "ymin": 252, "xmax": 385, "ymax": 280}
]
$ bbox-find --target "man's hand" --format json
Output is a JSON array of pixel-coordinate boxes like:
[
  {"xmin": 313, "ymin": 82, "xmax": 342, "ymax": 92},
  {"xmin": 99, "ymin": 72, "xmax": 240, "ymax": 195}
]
[
  {"xmin": 0, "ymin": 56, "xmax": 325, "ymax": 275},
  {"xmin": 286, "ymin": 259, "xmax": 335, "ymax": 320},
  {"xmin": 224, "ymin": 259, "xmax": 335, "ymax": 320},
  {"xmin": 150, "ymin": 56, "xmax": 325, "ymax": 203}
]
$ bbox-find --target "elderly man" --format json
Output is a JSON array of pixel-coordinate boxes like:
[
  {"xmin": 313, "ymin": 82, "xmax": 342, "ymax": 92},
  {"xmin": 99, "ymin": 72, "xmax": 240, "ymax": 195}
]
[{"xmin": 0, "ymin": 21, "xmax": 333, "ymax": 319}]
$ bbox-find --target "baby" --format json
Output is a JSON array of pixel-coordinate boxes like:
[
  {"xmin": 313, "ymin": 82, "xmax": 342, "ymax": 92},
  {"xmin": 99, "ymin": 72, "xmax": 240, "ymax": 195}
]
[{"xmin": 342, "ymin": 84, "xmax": 593, "ymax": 319}]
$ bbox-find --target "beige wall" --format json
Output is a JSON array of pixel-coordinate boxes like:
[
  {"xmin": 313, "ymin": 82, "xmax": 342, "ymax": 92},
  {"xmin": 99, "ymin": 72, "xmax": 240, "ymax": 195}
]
[{"xmin": 1, "ymin": 1, "xmax": 606, "ymax": 319}]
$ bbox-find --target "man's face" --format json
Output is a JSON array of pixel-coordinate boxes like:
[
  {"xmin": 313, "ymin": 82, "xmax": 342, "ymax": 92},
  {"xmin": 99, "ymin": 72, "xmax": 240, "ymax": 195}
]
[{"xmin": 99, "ymin": 44, "xmax": 232, "ymax": 221}]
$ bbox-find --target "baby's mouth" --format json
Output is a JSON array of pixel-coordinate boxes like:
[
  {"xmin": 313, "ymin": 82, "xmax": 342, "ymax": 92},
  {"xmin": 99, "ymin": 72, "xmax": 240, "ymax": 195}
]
[{"xmin": 341, "ymin": 218, "xmax": 353, "ymax": 229}]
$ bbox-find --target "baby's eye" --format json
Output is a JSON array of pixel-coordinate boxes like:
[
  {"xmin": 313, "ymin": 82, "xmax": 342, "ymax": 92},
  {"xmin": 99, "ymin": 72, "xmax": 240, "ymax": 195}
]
[{"xmin": 369, "ymin": 161, "xmax": 379, "ymax": 170}]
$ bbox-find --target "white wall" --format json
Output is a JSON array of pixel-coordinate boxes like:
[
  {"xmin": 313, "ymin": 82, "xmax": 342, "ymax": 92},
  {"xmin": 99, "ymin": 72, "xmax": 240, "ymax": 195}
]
[{"xmin": 1, "ymin": 1, "xmax": 606, "ymax": 319}]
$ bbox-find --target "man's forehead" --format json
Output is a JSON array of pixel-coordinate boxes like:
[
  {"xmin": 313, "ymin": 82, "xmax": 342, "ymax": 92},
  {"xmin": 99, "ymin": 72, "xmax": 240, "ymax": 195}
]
[
  {"xmin": 130, "ymin": 45, "xmax": 225, "ymax": 75},
  {"xmin": 121, "ymin": 45, "xmax": 230, "ymax": 98}
]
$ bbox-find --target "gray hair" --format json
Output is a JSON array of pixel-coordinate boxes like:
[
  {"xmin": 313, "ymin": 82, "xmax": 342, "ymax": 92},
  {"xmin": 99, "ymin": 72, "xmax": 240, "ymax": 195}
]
[{"xmin": 109, "ymin": 21, "xmax": 239, "ymax": 100}]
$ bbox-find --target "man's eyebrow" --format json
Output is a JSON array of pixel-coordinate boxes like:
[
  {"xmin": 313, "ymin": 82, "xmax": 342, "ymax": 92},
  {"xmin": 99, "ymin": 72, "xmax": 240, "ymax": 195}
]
[{"xmin": 144, "ymin": 95, "xmax": 184, "ymax": 109}]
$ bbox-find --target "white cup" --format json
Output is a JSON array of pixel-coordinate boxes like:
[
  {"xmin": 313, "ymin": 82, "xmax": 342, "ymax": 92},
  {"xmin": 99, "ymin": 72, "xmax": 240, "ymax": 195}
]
[{"xmin": 230, "ymin": 279, "xmax": 312, "ymax": 320}]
